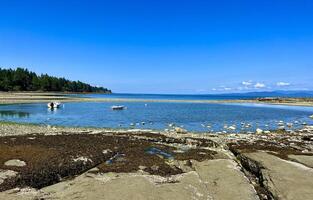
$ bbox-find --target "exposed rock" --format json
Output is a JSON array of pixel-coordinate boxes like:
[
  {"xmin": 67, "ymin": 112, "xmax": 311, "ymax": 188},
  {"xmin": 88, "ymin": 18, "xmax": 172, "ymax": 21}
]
[
  {"xmin": 244, "ymin": 152, "xmax": 313, "ymax": 200},
  {"xmin": 278, "ymin": 126, "xmax": 285, "ymax": 130},
  {"xmin": 174, "ymin": 127, "xmax": 187, "ymax": 134},
  {"xmin": 0, "ymin": 170, "xmax": 18, "ymax": 184},
  {"xmin": 256, "ymin": 128, "xmax": 263, "ymax": 134},
  {"xmin": 0, "ymin": 122, "xmax": 313, "ymax": 199},
  {"xmin": 102, "ymin": 149, "xmax": 112, "ymax": 154},
  {"xmin": 288, "ymin": 155, "xmax": 313, "ymax": 168},
  {"xmin": 73, "ymin": 157, "xmax": 93, "ymax": 165},
  {"xmin": 4, "ymin": 159, "xmax": 26, "ymax": 167},
  {"xmin": 1, "ymin": 160, "xmax": 258, "ymax": 200},
  {"xmin": 264, "ymin": 131, "xmax": 270, "ymax": 134}
]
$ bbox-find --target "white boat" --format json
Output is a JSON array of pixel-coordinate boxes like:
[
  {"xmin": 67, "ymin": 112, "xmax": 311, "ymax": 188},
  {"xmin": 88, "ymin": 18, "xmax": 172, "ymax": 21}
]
[
  {"xmin": 47, "ymin": 102, "xmax": 61, "ymax": 109},
  {"xmin": 111, "ymin": 105, "xmax": 126, "ymax": 110}
]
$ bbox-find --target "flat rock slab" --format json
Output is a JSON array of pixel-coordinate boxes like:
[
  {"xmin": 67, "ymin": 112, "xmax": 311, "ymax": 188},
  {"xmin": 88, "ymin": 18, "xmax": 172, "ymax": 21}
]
[
  {"xmin": 245, "ymin": 152, "xmax": 313, "ymax": 200},
  {"xmin": 288, "ymin": 154, "xmax": 313, "ymax": 168},
  {"xmin": 192, "ymin": 159, "xmax": 258, "ymax": 200},
  {"xmin": 0, "ymin": 159, "xmax": 258, "ymax": 200},
  {"xmin": 4, "ymin": 159, "xmax": 26, "ymax": 167}
]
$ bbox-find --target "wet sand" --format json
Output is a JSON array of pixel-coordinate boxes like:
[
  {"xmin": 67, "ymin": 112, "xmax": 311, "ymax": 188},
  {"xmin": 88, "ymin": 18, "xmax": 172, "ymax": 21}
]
[{"xmin": 1, "ymin": 92, "xmax": 313, "ymax": 106}]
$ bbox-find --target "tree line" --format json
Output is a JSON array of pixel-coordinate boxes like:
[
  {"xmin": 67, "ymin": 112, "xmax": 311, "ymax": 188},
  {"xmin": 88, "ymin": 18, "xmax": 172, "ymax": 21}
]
[{"xmin": 0, "ymin": 67, "xmax": 111, "ymax": 93}]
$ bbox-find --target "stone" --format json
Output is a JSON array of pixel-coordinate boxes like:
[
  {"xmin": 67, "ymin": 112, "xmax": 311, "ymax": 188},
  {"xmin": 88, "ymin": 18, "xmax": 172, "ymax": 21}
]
[
  {"xmin": 4, "ymin": 159, "xmax": 26, "ymax": 167},
  {"xmin": 73, "ymin": 157, "xmax": 93, "ymax": 164},
  {"xmin": 0, "ymin": 170, "xmax": 18, "ymax": 184},
  {"xmin": 256, "ymin": 128, "xmax": 263, "ymax": 134},
  {"xmin": 278, "ymin": 126, "xmax": 285, "ymax": 130},
  {"xmin": 174, "ymin": 127, "xmax": 187, "ymax": 134},
  {"xmin": 102, "ymin": 149, "xmax": 112, "ymax": 154}
]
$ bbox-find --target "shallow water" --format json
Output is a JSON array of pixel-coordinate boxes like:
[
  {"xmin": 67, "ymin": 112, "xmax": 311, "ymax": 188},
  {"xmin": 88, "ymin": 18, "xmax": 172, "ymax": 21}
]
[{"xmin": 0, "ymin": 102, "xmax": 313, "ymax": 133}]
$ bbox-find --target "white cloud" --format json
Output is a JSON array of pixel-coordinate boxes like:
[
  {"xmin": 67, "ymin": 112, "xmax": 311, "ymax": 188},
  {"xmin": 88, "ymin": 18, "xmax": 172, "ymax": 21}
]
[
  {"xmin": 254, "ymin": 82, "xmax": 266, "ymax": 89},
  {"xmin": 276, "ymin": 82, "xmax": 290, "ymax": 87},
  {"xmin": 223, "ymin": 87, "xmax": 232, "ymax": 91},
  {"xmin": 212, "ymin": 86, "xmax": 233, "ymax": 92},
  {"xmin": 241, "ymin": 81, "xmax": 253, "ymax": 86},
  {"xmin": 218, "ymin": 86, "xmax": 232, "ymax": 91}
]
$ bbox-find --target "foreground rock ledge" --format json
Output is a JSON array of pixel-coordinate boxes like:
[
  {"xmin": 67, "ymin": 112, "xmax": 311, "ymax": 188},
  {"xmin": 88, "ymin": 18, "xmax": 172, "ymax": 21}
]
[{"xmin": 0, "ymin": 123, "xmax": 312, "ymax": 200}]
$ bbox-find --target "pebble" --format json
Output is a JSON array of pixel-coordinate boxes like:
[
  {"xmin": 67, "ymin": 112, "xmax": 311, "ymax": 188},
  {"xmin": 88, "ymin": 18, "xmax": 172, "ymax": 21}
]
[
  {"xmin": 102, "ymin": 149, "xmax": 112, "ymax": 154},
  {"xmin": 168, "ymin": 123, "xmax": 175, "ymax": 127},
  {"xmin": 174, "ymin": 127, "xmax": 187, "ymax": 134},
  {"xmin": 278, "ymin": 126, "xmax": 285, "ymax": 130},
  {"xmin": 256, "ymin": 128, "xmax": 263, "ymax": 134},
  {"xmin": 73, "ymin": 157, "xmax": 93, "ymax": 164}
]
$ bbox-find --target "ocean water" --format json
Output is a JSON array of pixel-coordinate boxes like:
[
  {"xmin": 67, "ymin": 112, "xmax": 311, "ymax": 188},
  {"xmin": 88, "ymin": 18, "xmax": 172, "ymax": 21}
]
[{"xmin": 0, "ymin": 101, "xmax": 313, "ymax": 132}]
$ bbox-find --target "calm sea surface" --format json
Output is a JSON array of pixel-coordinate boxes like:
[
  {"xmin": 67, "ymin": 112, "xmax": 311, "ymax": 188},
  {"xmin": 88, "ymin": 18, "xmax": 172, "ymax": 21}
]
[{"xmin": 1, "ymin": 93, "xmax": 313, "ymax": 133}]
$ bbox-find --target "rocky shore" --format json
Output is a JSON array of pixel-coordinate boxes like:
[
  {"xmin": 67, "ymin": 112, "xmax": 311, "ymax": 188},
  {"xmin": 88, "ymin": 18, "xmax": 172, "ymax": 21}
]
[{"xmin": 0, "ymin": 123, "xmax": 312, "ymax": 200}]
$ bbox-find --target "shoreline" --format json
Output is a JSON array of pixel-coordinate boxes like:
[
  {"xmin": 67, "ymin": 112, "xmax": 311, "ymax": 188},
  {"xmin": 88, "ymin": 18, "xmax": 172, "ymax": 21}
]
[
  {"xmin": 1, "ymin": 92, "xmax": 313, "ymax": 106},
  {"xmin": 0, "ymin": 122, "xmax": 312, "ymax": 199},
  {"xmin": 1, "ymin": 93, "xmax": 313, "ymax": 199}
]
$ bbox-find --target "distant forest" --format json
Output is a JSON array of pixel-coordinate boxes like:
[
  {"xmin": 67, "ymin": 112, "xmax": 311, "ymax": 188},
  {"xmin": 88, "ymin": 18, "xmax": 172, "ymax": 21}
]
[{"xmin": 0, "ymin": 67, "xmax": 111, "ymax": 93}]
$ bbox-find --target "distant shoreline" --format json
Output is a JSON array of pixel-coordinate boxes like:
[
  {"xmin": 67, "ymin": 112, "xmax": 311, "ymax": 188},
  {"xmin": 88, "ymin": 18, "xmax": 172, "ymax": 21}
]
[{"xmin": 1, "ymin": 92, "xmax": 313, "ymax": 107}]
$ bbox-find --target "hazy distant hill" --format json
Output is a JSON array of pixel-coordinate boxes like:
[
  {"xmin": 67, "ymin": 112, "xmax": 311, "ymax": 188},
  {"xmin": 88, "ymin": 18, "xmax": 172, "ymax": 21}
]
[
  {"xmin": 0, "ymin": 67, "xmax": 111, "ymax": 93},
  {"xmin": 221, "ymin": 90, "xmax": 313, "ymax": 98}
]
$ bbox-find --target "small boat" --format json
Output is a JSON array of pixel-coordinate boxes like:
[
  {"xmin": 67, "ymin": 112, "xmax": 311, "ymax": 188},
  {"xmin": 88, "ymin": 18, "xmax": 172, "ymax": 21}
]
[
  {"xmin": 47, "ymin": 102, "xmax": 61, "ymax": 109},
  {"xmin": 111, "ymin": 105, "xmax": 126, "ymax": 110}
]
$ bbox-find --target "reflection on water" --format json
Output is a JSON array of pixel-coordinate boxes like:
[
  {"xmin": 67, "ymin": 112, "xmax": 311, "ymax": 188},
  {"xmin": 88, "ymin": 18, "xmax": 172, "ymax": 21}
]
[{"xmin": 0, "ymin": 110, "xmax": 30, "ymax": 118}]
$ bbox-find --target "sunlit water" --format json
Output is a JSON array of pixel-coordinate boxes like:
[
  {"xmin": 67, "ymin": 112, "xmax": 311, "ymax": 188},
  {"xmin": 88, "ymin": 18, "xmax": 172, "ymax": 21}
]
[{"xmin": 1, "ymin": 101, "xmax": 313, "ymax": 133}]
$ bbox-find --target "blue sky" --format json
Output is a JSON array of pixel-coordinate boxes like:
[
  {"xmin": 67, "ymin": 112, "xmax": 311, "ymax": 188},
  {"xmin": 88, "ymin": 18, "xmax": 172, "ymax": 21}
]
[{"xmin": 0, "ymin": 0, "xmax": 312, "ymax": 94}]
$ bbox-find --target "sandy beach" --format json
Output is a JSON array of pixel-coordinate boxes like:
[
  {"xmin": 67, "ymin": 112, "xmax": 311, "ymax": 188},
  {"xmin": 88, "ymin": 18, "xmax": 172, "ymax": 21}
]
[{"xmin": 1, "ymin": 92, "xmax": 313, "ymax": 106}]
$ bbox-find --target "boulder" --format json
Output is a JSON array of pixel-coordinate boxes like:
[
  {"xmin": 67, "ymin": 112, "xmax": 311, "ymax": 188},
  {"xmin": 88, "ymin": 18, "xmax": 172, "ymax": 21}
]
[{"xmin": 4, "ymin": 159, "xmax": 26, "ymax": 167}]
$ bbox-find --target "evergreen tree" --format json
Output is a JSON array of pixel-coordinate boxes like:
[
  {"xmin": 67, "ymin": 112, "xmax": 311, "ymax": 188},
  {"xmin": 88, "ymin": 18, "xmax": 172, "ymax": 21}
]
[{"xmin": 0, "ymin": 67, "xmax": 111, "ymax": 93}]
